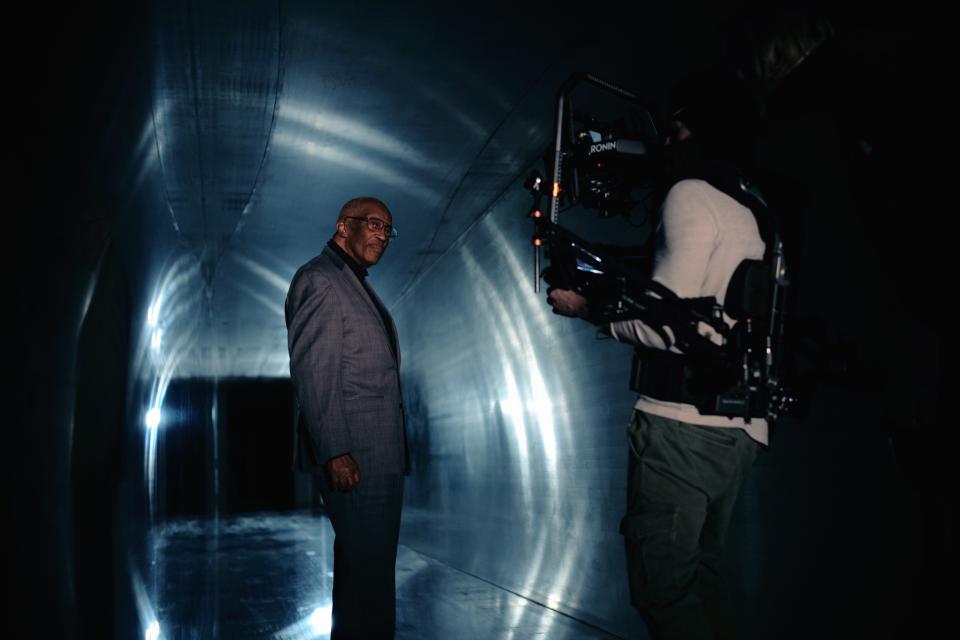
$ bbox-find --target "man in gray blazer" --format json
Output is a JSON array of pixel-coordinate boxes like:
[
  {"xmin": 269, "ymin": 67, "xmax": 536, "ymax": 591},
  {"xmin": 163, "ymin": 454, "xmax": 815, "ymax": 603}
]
[{"xmin": 286, "ymin": 196, "xmax": 408, "ymax": 639}]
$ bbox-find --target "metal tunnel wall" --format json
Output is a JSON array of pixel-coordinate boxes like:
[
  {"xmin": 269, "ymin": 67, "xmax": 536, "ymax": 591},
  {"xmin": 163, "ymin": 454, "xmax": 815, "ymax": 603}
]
[{"xmin": 393, "ymin": 174, "xmax": 649, "ymax": 636}]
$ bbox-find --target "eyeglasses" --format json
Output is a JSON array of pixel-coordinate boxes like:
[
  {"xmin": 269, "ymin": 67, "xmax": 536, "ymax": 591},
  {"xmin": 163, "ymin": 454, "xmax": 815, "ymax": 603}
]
[{"xmin": 343, "ymin": 216, "xmax": 398, "ymax": 239}]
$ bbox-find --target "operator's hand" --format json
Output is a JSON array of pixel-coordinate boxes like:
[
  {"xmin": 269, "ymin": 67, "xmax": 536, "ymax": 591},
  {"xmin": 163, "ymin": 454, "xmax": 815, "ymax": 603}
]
[
  {"xmin": 326, "ymin": 453, "xmax": 361, "ymax": 492},
  {"xmin": 547, "ymin": 287, "xmax": 590, "ymax": 319}
]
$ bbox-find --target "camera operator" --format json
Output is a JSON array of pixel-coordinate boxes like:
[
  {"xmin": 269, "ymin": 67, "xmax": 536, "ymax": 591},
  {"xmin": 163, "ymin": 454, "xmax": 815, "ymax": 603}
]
[{"xmin": 548, "ymin": 71, "xmax": 765, "ymax": 640}]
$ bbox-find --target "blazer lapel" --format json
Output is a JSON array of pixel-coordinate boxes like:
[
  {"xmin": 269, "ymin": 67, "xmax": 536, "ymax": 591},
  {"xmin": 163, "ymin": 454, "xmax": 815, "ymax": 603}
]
[
  {"xmin": 363, "ymin": 283, "xmax": 400, "ymax": 366},
  {"xmin": 324, "ymin": 246, "xmax": 398, "ymax": 364}
]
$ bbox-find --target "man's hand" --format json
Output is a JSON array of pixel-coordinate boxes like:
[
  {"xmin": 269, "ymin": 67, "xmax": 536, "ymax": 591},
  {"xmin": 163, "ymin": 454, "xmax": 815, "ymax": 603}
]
[
  {"xmin": 547, "ymin": 288, "xmax": 590, "ymax": 319},
  {"xmin": 326, "ymin": 453, "xmax": 361, "ymax": 492}
]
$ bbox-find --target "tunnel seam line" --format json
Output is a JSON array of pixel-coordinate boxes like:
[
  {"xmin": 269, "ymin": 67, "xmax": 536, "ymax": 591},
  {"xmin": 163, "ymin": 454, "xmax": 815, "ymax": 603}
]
[{"xmin": 399, "ymin": 544, "xmax": 628, "ymax": 639}]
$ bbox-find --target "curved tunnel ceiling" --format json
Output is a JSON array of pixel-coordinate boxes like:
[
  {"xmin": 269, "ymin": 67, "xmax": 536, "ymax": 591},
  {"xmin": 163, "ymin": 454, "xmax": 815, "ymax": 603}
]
[{"xmin": 144, "ymin": 0, "xmax": 697, "ymax": 378}]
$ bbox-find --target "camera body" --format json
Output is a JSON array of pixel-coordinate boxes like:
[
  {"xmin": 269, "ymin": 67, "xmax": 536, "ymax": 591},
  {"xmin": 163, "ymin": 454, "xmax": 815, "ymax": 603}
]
[{"xmin": 570, "ymin": 126, "xmax": 656, "ymax": 218}]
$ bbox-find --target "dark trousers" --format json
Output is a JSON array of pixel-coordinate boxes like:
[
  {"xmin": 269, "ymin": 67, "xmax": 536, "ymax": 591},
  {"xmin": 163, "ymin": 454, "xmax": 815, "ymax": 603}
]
[
  {"xmin": 621, "ymin": 411, "xmax": 758, "ymax": 640},
  {"xmin": 319, "ymin": 473, "xmax": 405, "ymax": 640}
]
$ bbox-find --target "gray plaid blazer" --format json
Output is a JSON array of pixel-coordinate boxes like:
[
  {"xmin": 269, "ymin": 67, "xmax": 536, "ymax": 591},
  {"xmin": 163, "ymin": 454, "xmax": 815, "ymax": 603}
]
[{"xmin": 286, "ymin": 246, "xmax": 408, "ymax": 476}]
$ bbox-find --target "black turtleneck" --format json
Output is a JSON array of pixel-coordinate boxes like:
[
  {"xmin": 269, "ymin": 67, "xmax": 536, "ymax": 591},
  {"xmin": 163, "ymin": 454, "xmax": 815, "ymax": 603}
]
[{"xmin": 327, "ymin": 239, "xmax": 368, "ymax": 280}]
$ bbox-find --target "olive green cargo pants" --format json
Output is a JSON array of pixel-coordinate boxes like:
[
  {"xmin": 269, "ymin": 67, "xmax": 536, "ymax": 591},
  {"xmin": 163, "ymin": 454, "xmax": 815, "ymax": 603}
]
[{"xmin": 622, "ymin": 411, "xmax": 758, "ymax": 640}]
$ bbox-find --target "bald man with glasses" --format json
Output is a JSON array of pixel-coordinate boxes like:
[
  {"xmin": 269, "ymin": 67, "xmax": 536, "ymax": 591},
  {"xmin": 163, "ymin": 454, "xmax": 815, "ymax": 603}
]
[{"xmin": 286, "ymin": 196, "xmax": 408, "ymax": 639}]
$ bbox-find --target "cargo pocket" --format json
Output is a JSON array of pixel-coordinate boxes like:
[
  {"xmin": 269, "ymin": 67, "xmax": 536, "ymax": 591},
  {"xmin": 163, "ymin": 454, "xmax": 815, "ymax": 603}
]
[{"xmin": 620, "ymin": 502, "xmax": 684, "ymax": 610}]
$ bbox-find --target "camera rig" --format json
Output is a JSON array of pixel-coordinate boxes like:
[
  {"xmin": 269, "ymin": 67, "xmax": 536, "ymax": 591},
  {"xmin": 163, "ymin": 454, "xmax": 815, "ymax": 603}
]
[{"xmin": 527, "ymin": 73, "xmax": 797, "ymax": 422}]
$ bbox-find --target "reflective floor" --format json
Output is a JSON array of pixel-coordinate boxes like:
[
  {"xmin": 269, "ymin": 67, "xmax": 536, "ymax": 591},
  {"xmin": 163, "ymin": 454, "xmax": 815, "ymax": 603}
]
[{"xmin": 152, "ymin": 511, "xmax": 624, "ymax": 639}]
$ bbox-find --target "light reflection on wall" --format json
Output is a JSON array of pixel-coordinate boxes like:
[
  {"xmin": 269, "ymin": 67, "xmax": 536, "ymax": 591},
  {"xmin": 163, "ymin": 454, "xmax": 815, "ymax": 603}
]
[
  {"xmin": 271, "ymin": 130, "xmax": 439, "ymax": 203},
  {"xmin": 132, "ymin": 252, "xmax": 205, "ymax": 516},
  {"xmin": 126, "ymin": 112, "xmax": 161, "ymax": 205},
  {"xmin": 483, "ymin": 218, "xmax": 586, "ymax": 619},
  {"xmin": 395, "ymin": 172, "xmax": 639, "ymax": 635},
  {"xmin": 131, "ymin": 566, "xmax": 163, "ymax": 640},
  {"xmin": 416, "ymin": 86, "xmax": 489, "ymax": 140},
  {"xmin": 273, "ymin": 98, "xmax": 446, "ymax": 204},
  {"xmin": 233, "ymin": 253, "xmax": 294, "ymax": 295},
  {"xmin": 271, "ymin": 604, "xmax": 331, "ymax": 640},
  {"xmin": 145, "ymin": 621, "xmax": 161, "ymax": 640},
  {"xmin": 280, "ymin": 101, "xmax": 439, "ymax": 173},
  {"xmin": 231, "ymin": 253, "xmax": 292, "ymax": 319},
  {"xmin": 129, "ymin": 247, "xmax": 213, "ymax": 640},
  {"xmin": 462, "ymin": 220, "xmax": 564, "ymax": 639},
  {"xmin": 234, "ymin": 282, "xmax": 286, "ymax": 319}
]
